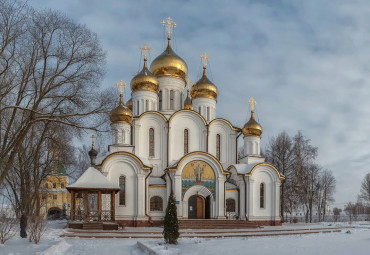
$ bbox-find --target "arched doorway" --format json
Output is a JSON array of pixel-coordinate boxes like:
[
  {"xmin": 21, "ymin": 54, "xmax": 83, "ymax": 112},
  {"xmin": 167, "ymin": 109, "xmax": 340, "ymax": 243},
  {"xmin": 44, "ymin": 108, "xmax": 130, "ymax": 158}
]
[
  {"xmin": 188, "ymin": 195, "xmax": 211, "ymax": 219},
  {"xmin": 47, "ymin": 207, "xmax": 62, "ymax": 220}
]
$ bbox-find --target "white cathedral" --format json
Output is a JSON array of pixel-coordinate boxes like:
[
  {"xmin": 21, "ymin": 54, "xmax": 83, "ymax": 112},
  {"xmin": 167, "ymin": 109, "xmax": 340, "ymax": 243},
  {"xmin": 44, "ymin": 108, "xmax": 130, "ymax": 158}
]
[{"xmin": 68, "ymin": 17, "xmax": 284, "ymax": 228}]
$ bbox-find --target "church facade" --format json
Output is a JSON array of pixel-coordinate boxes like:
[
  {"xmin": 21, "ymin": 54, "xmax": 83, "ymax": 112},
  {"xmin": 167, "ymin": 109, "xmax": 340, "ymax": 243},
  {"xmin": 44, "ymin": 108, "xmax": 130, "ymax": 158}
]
[{"xmin": 73, "ymin": 17, "xmax": 284, "ymax": 227}]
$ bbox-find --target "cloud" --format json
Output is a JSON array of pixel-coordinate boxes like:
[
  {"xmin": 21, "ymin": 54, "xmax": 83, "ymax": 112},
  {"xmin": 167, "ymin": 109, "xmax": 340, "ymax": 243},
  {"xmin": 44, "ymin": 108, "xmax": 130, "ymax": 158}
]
[{"xmin": 30, "ymin": 0, "xmax": 370, "ymax": 207}]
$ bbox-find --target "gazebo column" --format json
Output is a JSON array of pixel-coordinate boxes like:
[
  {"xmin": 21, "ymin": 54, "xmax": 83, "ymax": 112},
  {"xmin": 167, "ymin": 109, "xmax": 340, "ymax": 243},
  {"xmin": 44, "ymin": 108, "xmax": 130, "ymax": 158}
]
[
  {"xmin": 98, "ymin": 191, "xmax": 102, "ymax": 221},
  {"xmin": 111, "ymin": 191, "xmax": 116, "ymax": 221},
  {"xmin": 71, "ymin": 190, "xmax": 75, "ymax": 221},
  {"xmin": 84, "ymin": 191, "xmax": 88, "ymax": 222}
]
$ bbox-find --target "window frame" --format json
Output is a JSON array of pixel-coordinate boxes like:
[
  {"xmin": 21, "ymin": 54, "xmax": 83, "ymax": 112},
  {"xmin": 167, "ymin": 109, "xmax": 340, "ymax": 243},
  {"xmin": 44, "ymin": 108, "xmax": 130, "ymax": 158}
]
[
  {"xmin": 119, "ymin": 176, "xmax": 126, "ymax": 206},
  {"xmin": 260, "ymin": 183, "xmax": 265, "ymax": 209},
  {"xmin": 149, "ymin": 128, "xmax": 155, "ymax": 157},
  {"xmin": 184, "ymin": 129, "xmax": 189, "ymax": 155},
  {"xmin": 150, "ymin": 196, "xmax": 163, "ymax": 212}
]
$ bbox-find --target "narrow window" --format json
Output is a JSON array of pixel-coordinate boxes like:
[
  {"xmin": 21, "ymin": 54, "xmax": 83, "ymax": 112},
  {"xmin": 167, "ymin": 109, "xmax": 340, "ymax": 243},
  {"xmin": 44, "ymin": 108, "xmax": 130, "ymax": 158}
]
[
  {"xmin": 260, "ymin": 183, "xmax": 265, "ymax": 209},
  {"xmin": 181, "ymin": 92, "xmax": 183, "ymax": 108},
  {"xmin": 145, "ymin": 100, "xmax": 149, "ymax": 111},
  {"xmin": 159, "ymin": 91, "xmax": 162, "ymax": 110},
  {"xmin": 53, "ymin": 194, "xmax": 58, "ymax": 200},
  {"xmin": 226, "ymin": 198, "xmax": 236, "ymax": 212},
  {"xmin": 198, "ymin": 107, "xmax": 201, "ymax": 114},
  {"xmin": 61, "ymin": 182, "xmax": 65, "ymax": 189},
  {"xmin": 207, "ymin": 107, "xmax": 210, "ymax": 121},
  {"xmin": 216, "ymin": 134, "xmax": 221, "ymax": 160},
  {"xmin": 53, "ymin": 182, "xmax": 56, "ymax": 189},
  {"xmin": 119, "ymin": 176, "xmax": 125, "ymax": 205},
  {"xmin": 170, "ymin": 90, "xmax": 174, "ymax": 110},
  {"xmin": 44, "ymin": 183, "xmax": 49, "ymax": 189},
  {"xmin": 137, "ymin": 101, "xmax": 140, "ymax": 115},
  {"xmin": 150, "ymin": 196, "xmax": 163, "ymax": 211},
  {"xmin": 149, "ymin": 128, "xmax": 155, "ymax": 157},
  {"xmin": 184, "ymin": 129, "xmax": 189, "ymax": 155}
]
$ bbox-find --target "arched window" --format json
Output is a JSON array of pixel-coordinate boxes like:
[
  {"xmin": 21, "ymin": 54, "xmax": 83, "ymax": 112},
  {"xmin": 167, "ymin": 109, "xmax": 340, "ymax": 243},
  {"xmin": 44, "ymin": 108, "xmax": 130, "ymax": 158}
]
[
  {"xmin": 159, "ymin": 91, "xmax": 162, "ymax": 110},
  {"xmin": 119, "ymin": 176, "xmax": 125, "ymax": 205},
  {"xmin": 206, "ymin": 107, "xmax": 210, "ymax": 121},
  {"xmin": 149, "ymin": 128, "xmax": 155, "ymax": 157},
  {"xmin": 226, "ymin": 198, "xmax": 236, "ymax": 212},
  {"xmin": 145, "ymin": 100, "xmax": 149, "ymax": 111},
  {"xmin": 216, "ymin": 134, "xmax": 221, "ymax": 160},
  {"xmin": 136, "ymin": 101, "xmax": 140, "ymax": 115},
  {"xmin": 184, "ymin": 129, "xmax": 189, "ymax": 155},
  {"xmin": 170, "ymin": 90, "xmax": 174, "ymax": 110},
  {"xmin": 260, "ymin": 183, "xmax": 265, "ymax": 209},
  {"xmin": 198, "ymin": 107, "xmax": 201, "ymax": 114},
  {"xmin": 150, "ymin": 196, "xmax": 163, "ymax": 211}
]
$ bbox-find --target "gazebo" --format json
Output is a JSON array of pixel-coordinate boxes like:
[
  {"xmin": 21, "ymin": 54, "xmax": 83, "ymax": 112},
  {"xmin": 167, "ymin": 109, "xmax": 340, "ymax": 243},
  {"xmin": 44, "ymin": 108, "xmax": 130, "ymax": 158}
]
[{"xmin": 67, "ymin": 167, "xmax": 120, "ymax": 230}]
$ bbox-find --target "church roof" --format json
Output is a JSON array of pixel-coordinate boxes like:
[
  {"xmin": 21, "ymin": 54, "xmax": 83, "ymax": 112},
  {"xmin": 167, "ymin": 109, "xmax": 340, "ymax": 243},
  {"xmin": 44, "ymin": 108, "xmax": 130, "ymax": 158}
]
[
  {"xmin": 67, "ymin": 167, "xmax": 120, "ymax": 190},
  {"xmin": 149, "ymin": 177, "xmax": 166, "ymax": 186},
  {"xmin": 228, "ymin": 163, "xmax": 285, "ymax": 180},
  {"xmin": 230, "ymin": 163, "xmax": 259, "ymax": 175}
]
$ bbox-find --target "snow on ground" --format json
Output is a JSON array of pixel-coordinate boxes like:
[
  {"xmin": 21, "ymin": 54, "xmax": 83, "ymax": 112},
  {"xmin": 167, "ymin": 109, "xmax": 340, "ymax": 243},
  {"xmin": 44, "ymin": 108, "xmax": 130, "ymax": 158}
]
[
  {"xmin": 0, "ymin": 221, "xmax": 369, "ymax": 255},
  {"xmin": 143, "ymin": 227, "xmax": 370, "ymax": 255}
]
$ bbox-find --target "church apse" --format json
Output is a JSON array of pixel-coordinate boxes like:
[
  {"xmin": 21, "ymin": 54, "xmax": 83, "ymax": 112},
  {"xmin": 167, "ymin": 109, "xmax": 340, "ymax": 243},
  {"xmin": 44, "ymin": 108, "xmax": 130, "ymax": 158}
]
[{"xmin": 181, "ymin": 160, "xmax": 215, "ymax": 197}]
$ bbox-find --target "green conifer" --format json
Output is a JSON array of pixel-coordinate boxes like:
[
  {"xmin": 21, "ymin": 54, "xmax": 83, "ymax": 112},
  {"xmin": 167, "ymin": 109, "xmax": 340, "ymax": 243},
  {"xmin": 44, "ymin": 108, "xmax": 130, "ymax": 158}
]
[{"xmin": 163, "ymin": 192, "xmax": 179, "ymax": 244}]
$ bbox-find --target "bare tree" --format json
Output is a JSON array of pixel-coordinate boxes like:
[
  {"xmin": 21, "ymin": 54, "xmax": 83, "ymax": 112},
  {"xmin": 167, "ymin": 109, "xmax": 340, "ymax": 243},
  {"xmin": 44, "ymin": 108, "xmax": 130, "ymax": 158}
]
[
  {"xmin": 358, "ymin": 173, "xmax": 370, "ymax": 206},
  {"xmin": 0, "ymin": 0, "xmax": 112, "ymax": 186},
  {"xmin": 333, "ymin": 207, "xmax": 341, "ymax": 222},
  {"xmin": 317, "ymin": 170, "xmax": 336, "ymax": 221},
  {"xmin": 0, "ymin": 201, "xmax": 16, "ymax": 244},
  {"xmin": 265, "ymin": 131, "xmax": 295, "ymax": 222}
]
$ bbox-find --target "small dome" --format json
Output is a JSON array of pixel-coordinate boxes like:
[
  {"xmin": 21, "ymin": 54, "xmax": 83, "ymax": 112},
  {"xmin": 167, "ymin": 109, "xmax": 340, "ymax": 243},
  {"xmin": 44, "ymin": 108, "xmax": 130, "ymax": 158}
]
[
  {"xmin": 242, "ymin": 111, "xmax": 262, "ymax": 137},
  {"xmin": 131, "ymin": 60, "xmax": 159, "ymax": 93},
  {"xmin": 184, "ymin": 92, "xmax": 193, "ymax": 110},
  {"xmin": 126, "ymin": 98, "xmax": 132, "ymax": 111},
  {"xmin": 88, "ymin": 148, "xmax": 98, "ymax": 157},
  {"xmin": 150, "ymin": 40, "xmax": 188, "ymax": 80},
  {"xmin": 110, "ymin": 95, "xmax": 133, "ymax": 124},
  {"xmin": 191, "ymin": 67, "xmax": 218, "ymax": 100}
]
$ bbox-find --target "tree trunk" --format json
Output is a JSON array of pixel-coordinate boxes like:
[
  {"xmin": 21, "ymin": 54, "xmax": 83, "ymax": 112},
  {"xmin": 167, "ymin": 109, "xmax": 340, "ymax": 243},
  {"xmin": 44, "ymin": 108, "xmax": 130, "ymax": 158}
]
[{"xmin": 20, "ymin": 214, "xmax": 27, "ymax": 238}]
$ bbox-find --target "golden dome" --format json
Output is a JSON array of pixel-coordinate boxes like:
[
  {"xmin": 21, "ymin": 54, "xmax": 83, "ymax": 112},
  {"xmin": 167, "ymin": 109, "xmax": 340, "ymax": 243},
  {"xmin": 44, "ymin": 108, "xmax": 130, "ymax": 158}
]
[
  {"xmin": 242, "ymin": 111, "xmax": 262, "ymax": 137},
  {"xmin": 184, "ymin": 91, "xmax": 193, "ymax": 110},
  {"xmin": 131, "ymin": 59, "xmax": 159, "ymax": 93},
  {"xmin": 126, "ymin": 98, "xmax": 132, "ymax": 111},
  {"xmin": 110, "ymin": 95, "xmax": 133, "ymax": 124},
  {"xmin": 149, "ymin": 40, "xmax": 188, "ymax": 80},
  {"xmin": 191, "ymin": 67, "xmax": 218, "ymax": 100}
]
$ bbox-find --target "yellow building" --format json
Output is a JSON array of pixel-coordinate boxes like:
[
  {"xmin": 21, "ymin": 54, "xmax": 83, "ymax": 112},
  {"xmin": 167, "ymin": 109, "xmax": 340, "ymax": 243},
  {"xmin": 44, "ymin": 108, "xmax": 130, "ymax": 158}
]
[{"xmin": 40, "ymin": 160, "xmax": 70, "ymax": 220}]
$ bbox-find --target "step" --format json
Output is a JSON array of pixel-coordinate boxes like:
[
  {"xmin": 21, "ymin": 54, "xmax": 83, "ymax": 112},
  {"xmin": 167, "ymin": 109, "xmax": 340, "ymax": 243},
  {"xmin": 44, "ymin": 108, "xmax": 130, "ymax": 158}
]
[{"xmin": 83, "ymin": 223, "xmax": 103, "ymax": 230}]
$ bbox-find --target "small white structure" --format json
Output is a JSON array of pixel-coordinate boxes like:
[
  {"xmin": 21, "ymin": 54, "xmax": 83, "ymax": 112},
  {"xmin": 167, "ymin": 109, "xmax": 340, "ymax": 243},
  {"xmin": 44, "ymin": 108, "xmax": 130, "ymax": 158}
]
[{"xmin": 84, "ymin": 18, "xmax": 284, "ymax": 227}]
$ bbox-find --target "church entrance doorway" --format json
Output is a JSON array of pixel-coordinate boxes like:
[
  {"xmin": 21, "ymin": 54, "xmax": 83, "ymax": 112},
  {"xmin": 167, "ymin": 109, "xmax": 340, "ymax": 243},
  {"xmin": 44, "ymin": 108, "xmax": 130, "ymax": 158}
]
[{"xmin": 188, "ymin": 195, "xmax": 211, "ymax": 219}]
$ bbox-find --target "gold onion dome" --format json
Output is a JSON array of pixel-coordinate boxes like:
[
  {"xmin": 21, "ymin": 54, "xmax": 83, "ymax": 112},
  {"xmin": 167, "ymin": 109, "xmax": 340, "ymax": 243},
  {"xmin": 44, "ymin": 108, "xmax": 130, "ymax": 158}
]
[
  {"xmin": 191, "ymin": 67, "xmax": 218, "ymax": 100},
  {"xmin": 242, "ymin": 111, "xmax": 262, "ymax": 137},
  {"xmin": 126, "ymin": 98, "xmax": 133, "ymax": 111},
  {"xmin": 150, "ymin": 39, "xmax": 188, "ymax": 80},
  {"xmin": 110, "ymin": 92, "xmax": 133, "ymax": 124},
  {"xmin": 131, "ymin": 58, "xmax": 159, "ymax": 93}
]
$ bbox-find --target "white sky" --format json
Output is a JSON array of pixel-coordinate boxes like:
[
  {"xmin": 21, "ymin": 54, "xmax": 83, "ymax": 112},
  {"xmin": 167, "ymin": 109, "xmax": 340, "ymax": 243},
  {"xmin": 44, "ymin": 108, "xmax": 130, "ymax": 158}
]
[{"xmin": 30, "ymin": 0, "xmax": 370, "ymax": 208}]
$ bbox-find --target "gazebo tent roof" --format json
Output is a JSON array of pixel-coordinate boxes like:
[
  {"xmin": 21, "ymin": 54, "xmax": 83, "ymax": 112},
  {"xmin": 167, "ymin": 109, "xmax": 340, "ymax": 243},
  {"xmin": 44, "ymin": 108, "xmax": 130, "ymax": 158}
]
[{"xmin": 67, "ymin": 167, "xmax": 120, "ymax": 191}]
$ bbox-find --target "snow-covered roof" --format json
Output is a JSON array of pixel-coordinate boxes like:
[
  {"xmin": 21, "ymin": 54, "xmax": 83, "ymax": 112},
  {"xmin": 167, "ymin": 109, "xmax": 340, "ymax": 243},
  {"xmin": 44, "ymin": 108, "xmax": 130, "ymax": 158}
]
[
  {"xmin": 149, "ymin": 177, "xmax": 166, "ymax": 186},
  {"xmin": 229, "ymin": 163, "xmax": 259, "ymax": 175},
  {"xmin": 226, "ymin": 182, "xmax": 237, "ymax": 189},
  {"xmin": 67, "ymin": 167, "xmax": 120, "ymax": 190}
]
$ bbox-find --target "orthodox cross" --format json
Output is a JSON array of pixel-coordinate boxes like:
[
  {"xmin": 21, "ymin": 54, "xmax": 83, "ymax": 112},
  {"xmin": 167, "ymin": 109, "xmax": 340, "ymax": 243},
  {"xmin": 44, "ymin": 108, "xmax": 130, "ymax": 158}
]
[
  {"xmin": 140, "ymin": 44, "xmax": 151, "ymax": 59},
  {"xmin": 200, "ymin": 52, "xmax": 210, "ymax": 68},
  {"xmin": 90, "ymin": 134, "xmax": 96, "ymax": 149},
  {"xmin": 248, "ymin": 97, "xmax": 257, "ymax": 112},
  {"xmin": 161, "ymin": 17, "xmax": 176, "ymax": 39},
  {"xmin": 116, "ymin": 80, "xmax": 127, "ymax": 103}
]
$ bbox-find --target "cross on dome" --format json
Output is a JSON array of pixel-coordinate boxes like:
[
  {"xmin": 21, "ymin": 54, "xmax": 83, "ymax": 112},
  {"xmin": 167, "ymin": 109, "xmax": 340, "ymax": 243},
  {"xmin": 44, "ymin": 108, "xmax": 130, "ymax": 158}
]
[
  {"xmin": 90, "ymin": 134, "xmax": 96, "ymax": 149},
  {"xmin": 140, "ymin": 44, "xmax": 151, "ymax": 59},
  {"xmin": 161, "ymin": 17, "xmax": 177, "ymax": 40},
  {"xmin": 248, "ymin": 97, "xmax": 257, "ymax": 112},
  {"xmin": 116, "ymin": 80, "xmax": 127, "ymax": 104},
  {"xmin": 200, "ymin": 52, "xmax": 210, "ymax": 68}
]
